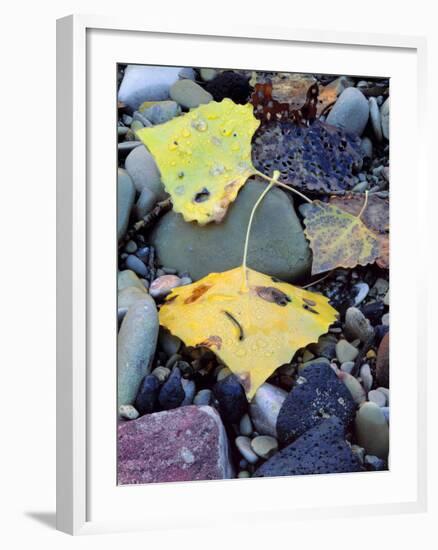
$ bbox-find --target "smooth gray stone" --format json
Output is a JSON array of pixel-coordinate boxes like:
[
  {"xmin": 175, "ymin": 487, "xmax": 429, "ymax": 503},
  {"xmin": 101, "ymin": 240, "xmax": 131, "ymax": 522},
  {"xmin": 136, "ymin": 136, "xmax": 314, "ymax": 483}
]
[
  {"xmin": 326, "ymin": 87, "xmax": 370, "ymax": 136},
  {"xmin": 170, "ymin": 79, "xmax": 213, "ymax": 109},
  {"xmin": 150, "ymin": 180, "xmax": 312, "ymax": 282},
  {"xmin": 125, "ymin": 145, "xmax": 168, "ymax": 200},
  {"xmin": 134, "ymin": 186, "xmax": 157, "ymax": 221},
  {"xmin": 125, "ymin": 255, "xmax": 148, "ymax": 278},
  {"xmin": 118, "ymin": 269, "xmax": 145, "ymax": 292},
  {"xmin": 142, "ymin": 100, "xmax": 181, "ymax": 124},
  {"xmin": 117, "ymin": 169, "xmax": 135, "ymax": 241},
  {"xmin": 118, "ymin": 296, "xmax": 159, "ymax": 407}
]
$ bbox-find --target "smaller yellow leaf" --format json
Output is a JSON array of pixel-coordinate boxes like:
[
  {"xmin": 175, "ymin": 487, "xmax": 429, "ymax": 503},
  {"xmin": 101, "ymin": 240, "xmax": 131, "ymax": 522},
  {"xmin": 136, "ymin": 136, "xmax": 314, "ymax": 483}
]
[
  {"xmin": 136, "ymin": 99, "xmax": 260, "ymax": 225},
  {"xmin": 303, "ymin": 201, "xmax": 381, "ymax": 275},
  {"xmin": 159, "ymin": 266, "xmax": 338, "ymax": 399}
]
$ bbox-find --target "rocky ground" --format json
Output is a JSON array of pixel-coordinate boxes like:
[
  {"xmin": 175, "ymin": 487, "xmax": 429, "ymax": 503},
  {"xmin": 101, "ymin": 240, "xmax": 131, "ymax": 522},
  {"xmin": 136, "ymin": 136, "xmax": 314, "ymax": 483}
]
[{"xmin": 116, "ymin": 65, "xmax": 390, "ymax": 484}]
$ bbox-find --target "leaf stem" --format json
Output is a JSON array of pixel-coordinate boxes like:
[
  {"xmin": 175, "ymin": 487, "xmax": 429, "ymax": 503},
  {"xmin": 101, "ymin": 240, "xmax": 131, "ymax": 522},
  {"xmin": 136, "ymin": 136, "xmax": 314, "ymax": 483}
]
[
  {"xmin": 254, "ymin": 169, "xmax": 312, "ymax": 204},
  {"xmin": 242, "ymin": 171, "xmax": 280, "ymax": 290},
  {"xmin": 301, "ymin": 270, "xmax": 334, "ymax": 289},
  {"xmin": 357, "ymin": 190, "xmax": 369, "ymax": 219}
]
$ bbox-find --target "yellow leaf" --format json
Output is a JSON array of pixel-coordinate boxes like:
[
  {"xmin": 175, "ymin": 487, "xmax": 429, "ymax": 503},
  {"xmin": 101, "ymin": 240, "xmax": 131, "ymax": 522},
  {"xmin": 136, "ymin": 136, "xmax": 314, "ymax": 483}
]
[
  {"xmin": 159, "ymin": 266, "xmax": 338, "ymax": 399},
  {"xmin": 303, "ymin": 200, "xmax": 381, "ymax": 275},
  {"xmin": 136, "ymin": 99, "xmax": 260, "ymax": 225}
]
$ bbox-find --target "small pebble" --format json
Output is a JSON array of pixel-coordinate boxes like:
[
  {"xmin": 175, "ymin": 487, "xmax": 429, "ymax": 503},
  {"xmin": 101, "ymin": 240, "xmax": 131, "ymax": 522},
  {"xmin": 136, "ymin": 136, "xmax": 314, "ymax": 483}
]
[
  {"xmin": 364, "ymin": 454, "xmax": 386, "ymax": 471},
  {"xmin": 337, "ymin": 371, "xmax": 366, "ymax": 405},
  {"xmin": 180, "ymin": 276, "xmax": 192, "ymax": 286},
  {"xmin": 381, "ymin": 407, "xmax": 390, "ymax": 423},
  {"xmin": 238, "ymin": 471, "xmax": 251, "ymax": 478},
  {"xmin": 119, "ymin": 404, "xmax": 140, "ymax": 420},
  {"xmin": 345, "ymin": 307, "xmax": 374, "ymax": 342},
  {"xmin": 368, "ymin": 389, "xmax": 387, "ymax": 407},
  {"xmin": 181, "ymin": 378, "xmax": 196, "ymax": 406},
  {"xmin": 360, "ymin": 363, "xmax": 373, "ymax": 392},
  {"xmin": 378, "ymin": 387, "xmax": 389, "ymax": 405},
  {"xmin": 336, "ymin": 339, "xmax": 359, "ymax": 363},
  {"xmin": 151, "ymin": 366, "xmax": 171, "ymax": 383},
  {"xmin": 165, "ymin": 353, "xmax": 182, "ymax": 370},
  {"xmin": 239, "ymin": 414, "xmax": 253, "ymax": 436},
  {"xmin": 250, "ymin": 435, "xmax": 279, "ymax": 459},
  {"xmin": 381, "ymin": 313, "xmax": 390, "ymax": 326},
  {"xmin": 353, "ymin": 283, "xmax": 369, "ymax": 306},
  {"xmin": 217, "ymin": 367, "xmax": 232, "ymax": 381},
  {"xmin": 124, "ymin": 240, "xmax": 137, "ymax": 253},
  {"xmin": 125, "ymin": 255, "xmax": 148, "ymax": 277},
  {"xmin": 193, "ymin": 389, "xmax": 212, "ymax": 406},
  {"xmin": 351, "ymin": 444, "xmax": 365, "ymax": 464},
  {"xmin": 149, "ymin": 275, "xmax": 182, "ymax": 299},
  {"xmin": 136, "ymin": 246, "xmax": 150, "ymax": 261},
  {"xmin": 235, "ymin": 436, "xmax": 259, "ymax": 464},
  {"xmin": 340, "ymin": 361, "xmax": 355, "ymax": 374}
]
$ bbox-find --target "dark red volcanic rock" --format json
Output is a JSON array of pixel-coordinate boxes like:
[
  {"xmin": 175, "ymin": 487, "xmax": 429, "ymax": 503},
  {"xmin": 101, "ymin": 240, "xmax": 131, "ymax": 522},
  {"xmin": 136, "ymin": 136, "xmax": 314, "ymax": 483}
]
[{"xmin": 118, "ymin": 405, "xmax": 234, "ymax": 484}]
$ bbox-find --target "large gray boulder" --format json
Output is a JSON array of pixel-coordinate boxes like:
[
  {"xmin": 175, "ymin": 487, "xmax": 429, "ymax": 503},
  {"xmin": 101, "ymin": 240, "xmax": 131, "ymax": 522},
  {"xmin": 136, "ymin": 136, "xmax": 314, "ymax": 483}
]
[{"xmin": 149, "ymin": 180, "xmax": 312, "ymax": 282}]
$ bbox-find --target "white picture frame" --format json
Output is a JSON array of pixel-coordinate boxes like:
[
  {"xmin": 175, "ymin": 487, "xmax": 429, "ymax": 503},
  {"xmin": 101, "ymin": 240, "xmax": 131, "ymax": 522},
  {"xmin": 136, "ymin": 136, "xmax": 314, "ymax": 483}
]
[{"xmin": 56, "ymin": 14, "xmax": 428, "ymax": 535}]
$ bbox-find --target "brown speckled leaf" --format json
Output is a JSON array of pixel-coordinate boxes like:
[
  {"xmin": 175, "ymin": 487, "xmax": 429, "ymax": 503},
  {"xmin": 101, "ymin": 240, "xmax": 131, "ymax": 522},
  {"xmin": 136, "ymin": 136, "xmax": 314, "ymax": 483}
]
[
  {"xmin": 329, "ymin": 194, "xmax": 389, "ymax": 268},
  {"xmin": 303, "ymin": 201, "xmax": 381, "ymax": 275}
]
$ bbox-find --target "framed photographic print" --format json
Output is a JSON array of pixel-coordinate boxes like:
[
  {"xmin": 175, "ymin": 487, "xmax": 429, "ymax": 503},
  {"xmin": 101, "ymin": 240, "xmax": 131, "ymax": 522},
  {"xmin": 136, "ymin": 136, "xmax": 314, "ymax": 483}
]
[{"xmin": 57, "ymin": 15, "xmax": 427, "ymax": 535}]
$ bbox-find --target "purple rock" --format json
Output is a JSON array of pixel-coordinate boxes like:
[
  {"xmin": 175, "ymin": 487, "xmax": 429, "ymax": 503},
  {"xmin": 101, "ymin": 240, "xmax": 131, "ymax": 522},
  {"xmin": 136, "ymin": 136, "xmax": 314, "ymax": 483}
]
[{"xmin": 118, "ymin": 405, "xmax": 234, "ymax": 484}]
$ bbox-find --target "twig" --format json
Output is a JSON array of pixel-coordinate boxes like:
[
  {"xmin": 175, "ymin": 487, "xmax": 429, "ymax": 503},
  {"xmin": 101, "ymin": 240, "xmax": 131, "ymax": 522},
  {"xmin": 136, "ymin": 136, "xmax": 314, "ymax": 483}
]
[
  {"xmin": 119, "ymin": 198, "xmax": 172, "ymax": 248},
  {"xmin": 301, "ymin": 270, "xmax": 334, "ymax": 289}
]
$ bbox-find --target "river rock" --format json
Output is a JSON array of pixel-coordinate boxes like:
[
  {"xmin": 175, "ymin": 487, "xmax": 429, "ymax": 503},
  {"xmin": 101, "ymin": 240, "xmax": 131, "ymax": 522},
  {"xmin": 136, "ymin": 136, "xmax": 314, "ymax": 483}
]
[
  {"xmin": 118, "ymin": 286, "xmax": 148, "ymax": 309},
  {"xmin": 369, "ymin": 97, "xmax": 383, "ymax": 142},
  {"xmin": 213, "ymin": 374, "xmax": 248, "ymax": 424},
  {"xmin": 277, "ymin": 363, "xmax": 356, "ymax": 445},
  {"xmin": 337, "ymin": 371, "xmax": 366, "ymax": 405},
  {"xmin": 125, "ymin": 255, "xmax": 148, "ymax": 278},
  {"xmin": 150, "ymin": 180, "xmax": 312, "ymax": 282},
  {"xmin": 141, "ymin": 100, "xmax": 181, "ymax": 125},
  {"xmin": 125, "ymin": 145, "xmax": 167, "ymax": 199},
  {"xmin": 118, "ymin": 65, "xmax": 195, "ymax": 110},
  {"xmin": 355, "ymin": 402, "xmax": 389, "ymax": 459},
  {"xmin": 118, "ymin": 296, "xmax": 159, "ymax": 407},
  {"xmin": 149, "ymin": 274, "xmax": 182, "ymax": 299},
  {"xmin": 380, "ymin": 98, "xmax": 389, "ymax": 139},
  {"xmin": 251, "ymin": 435, "xmax": 278, "ymax": 459},
  {"xmin": 254, "ymin": 417, "xmax": 362, "ymax": 477},
  {"xmin": 193, "ymin": 389, "xmax": 212, "ymax": 406},
  {"xmin": 118, "ymin": 405, "xmax": 233, "ymax": 483},
  {"xmin": 368, "ymin": 389, "xmax": 387, "ymax": 407},
  {"xmin": 158, "ymin": 366, "xmax": 185, "ymax": 410},
  {"xmin": 134, "ymin": 187, "xmax": 157, "ymax": 221},
  {"xmin": 170, "ymin": 79, "xmax": 213, "ymax": 109},
  {"xmin": 326, "ymin": 87, "xmax": 370, "ymax": 136},
  {"xmin": 249, "ymin": 383, "xmax": 287, "ymax": 437},
  {"xmin": 118, "ymin": 269, "xmax": 146, "ymax": 292},
  {"xmin": 345, "ymin": 307, "xmax": 374, "ymax": 342},
  {"xmin": 158, "ymin": 329, "xmax": 182, "ymax": 356},
  {"xmin": 117, "ymin": 169, "xmax": 135, "ymax": 241},
  {"xmin": 134, "ymin": 374, "xmax": 160, "ymax": 415},
  {"xmin": 336, "ymin": 339, "xmax": 359, "ymax": 363},
  {"xmin": 235, "ymin": 436, "xmax": 259, "ymax": 464}
]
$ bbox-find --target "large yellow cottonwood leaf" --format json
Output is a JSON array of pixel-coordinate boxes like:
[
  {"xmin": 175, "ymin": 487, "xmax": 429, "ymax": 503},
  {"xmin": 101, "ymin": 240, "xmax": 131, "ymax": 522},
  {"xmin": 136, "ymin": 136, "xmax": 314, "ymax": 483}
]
[
  {"xmin": 136, "ymin": 99, "xmax": 260, "ymax": 225},
  {"xmin": 303, "ymin": 201, "xmax": 381, "ymax": 275},
  {"xmin": 159, "ymin": 266, "xmax": 338, "ymax": 399}
]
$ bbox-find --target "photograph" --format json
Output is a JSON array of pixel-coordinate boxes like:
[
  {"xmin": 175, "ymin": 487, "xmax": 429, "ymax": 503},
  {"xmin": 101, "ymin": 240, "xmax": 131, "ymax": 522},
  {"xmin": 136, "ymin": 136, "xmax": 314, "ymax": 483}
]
[{"xmin": 116, "ymin": 64, "xmax": 390, "ymax": 485}]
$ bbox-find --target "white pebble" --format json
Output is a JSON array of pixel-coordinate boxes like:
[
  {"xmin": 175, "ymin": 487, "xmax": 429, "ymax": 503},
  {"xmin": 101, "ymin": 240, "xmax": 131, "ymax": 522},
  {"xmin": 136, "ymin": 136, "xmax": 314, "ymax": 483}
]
[{"xmin": 235, "ymin": 436, "xmax": 259, "ymax": 464}]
